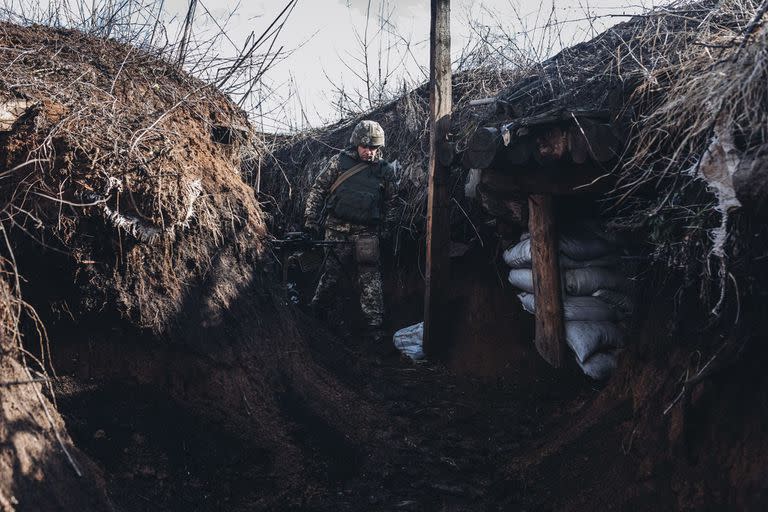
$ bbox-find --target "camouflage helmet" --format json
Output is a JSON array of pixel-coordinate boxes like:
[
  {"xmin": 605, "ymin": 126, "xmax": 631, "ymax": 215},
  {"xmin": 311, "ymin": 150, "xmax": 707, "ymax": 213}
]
[{"xmin": 350, "ymin": 120, "xmax": 385, "ymax": 147}]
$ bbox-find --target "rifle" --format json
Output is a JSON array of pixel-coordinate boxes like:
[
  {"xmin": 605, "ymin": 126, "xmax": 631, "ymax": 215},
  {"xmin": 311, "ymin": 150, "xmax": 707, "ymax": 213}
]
[
  {"xmin": 272, "ymin": 231, "xmax": 350, "ymax": 251},
  {"xmin": 272, "ymin": 232, "xmax": 352, "ymax": 294}
]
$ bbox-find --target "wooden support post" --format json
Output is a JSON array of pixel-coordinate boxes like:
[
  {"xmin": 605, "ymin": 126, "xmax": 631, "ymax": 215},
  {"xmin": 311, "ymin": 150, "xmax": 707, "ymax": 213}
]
[
  {"xmin": 423, "ymin": 0, "xmax": 452, "ymax": 355},
  {"xmin": 528, "ymin": 194, "xmax": 566, "ymax": 368}
]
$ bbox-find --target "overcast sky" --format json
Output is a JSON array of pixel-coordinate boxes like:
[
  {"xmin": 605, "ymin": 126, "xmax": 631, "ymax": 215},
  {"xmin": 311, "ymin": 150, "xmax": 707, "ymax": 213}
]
[
  {"xmin": 236, "ymin": 0, "xmax": 659, "ymax": 131},
  {"xmin": 12, "ymin": 0, "xmax": 660, "ymax": 132}
]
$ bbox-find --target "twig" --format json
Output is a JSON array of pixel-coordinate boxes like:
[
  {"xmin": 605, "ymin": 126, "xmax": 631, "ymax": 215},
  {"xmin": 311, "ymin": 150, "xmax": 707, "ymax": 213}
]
[
  {"xmin": 23, "ymin": 365, "xmax": 82, "ymax": 477},
  {"xmin": 32, "ymin": 192, "xmax": 109, "ymax": 208},
  {"xmin": 451, "ymin": 197, "xmax": 483, "ymax": 247},
  {"xmin": 0, "ymin": 376, "xmax": 50, "ymax": 387}
]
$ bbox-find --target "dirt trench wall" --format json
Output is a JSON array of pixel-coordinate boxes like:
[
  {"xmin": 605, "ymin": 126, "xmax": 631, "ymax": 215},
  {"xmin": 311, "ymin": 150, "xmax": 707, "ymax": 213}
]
[
  {"xmin": 0, "ymin": 22, "xmax": 390, "ymax": 510},
  {"xmin": 0, "ymin": 355, "xmax": 111, "ymax": 512},
  {"xmin": 0, "ymin": 22, "xmax": 267, "ymax": 335},
  {"xmin": 502, "ymin": 238, "xmax": 768, "ymax": 511}
]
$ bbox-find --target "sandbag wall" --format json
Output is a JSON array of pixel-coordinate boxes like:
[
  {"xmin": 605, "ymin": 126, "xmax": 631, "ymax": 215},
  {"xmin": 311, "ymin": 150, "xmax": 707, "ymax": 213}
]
[{"xmin": 503, "ymin": 224, "xmax": 634, "ymax": 379}]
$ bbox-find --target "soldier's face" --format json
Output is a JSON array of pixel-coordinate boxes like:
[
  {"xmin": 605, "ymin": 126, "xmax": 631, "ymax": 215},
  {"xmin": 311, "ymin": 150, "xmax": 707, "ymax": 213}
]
[{"xmin": 357, "ymin": 145, "xmax": 379, "ymax": 161}]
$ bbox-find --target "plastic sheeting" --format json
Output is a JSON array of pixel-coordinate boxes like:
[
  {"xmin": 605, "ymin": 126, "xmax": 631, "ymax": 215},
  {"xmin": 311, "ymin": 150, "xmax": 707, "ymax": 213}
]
[{"xmin": 393, "ymin": 322, "xmax": 425, "ymax": 360}]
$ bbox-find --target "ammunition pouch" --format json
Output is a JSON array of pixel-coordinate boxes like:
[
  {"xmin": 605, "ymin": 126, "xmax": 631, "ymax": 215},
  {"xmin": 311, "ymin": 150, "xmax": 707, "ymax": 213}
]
[{"xmin": 354, "ymin": 235, "xmax": 380, "ymax": 266}]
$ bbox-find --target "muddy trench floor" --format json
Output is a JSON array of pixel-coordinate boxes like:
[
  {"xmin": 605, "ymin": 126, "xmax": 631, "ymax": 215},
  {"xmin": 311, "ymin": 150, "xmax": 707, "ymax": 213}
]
[{"xmin": 52, "ymin": 320, "xmax": 611, "ymax": 512}]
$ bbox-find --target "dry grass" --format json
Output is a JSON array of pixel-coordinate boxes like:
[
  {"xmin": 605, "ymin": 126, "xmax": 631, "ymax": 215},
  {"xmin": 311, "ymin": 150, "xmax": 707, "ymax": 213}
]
[
  {"xmin": 599, "ymin": 0, "xmax": 768, "ymax": 314},
  {"xmin": 621, "ymin": 0, "xmax": 766, "ymax": 190},
  {"xmin": 0, "ymin": 23, "xmax": 268, "ymax": 335}
]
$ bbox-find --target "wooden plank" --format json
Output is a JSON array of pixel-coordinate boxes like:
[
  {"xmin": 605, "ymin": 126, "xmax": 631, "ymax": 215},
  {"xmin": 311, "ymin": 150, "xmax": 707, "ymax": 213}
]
[
  {"xmin": 423, "ymin": 0, "xmax": 452, "ymax": 356},
  {"xmin": 534, "ymin": 126, "xmax": 567, "ymax": 165},
  {"xmin": 568, "ymin": 124, "xmax": 590, "ymax": 164},
  {"xmin": 528, "ymin": 194, "xmax": 566, "ymax": 368},
  {"xmin": 462, "ymin": 126, "xmax": 499, "ymax": 169},
  {"xmin": 482, "ymin": 166, "xmax": 610, "ymax": 195},
  {"xmin": 504, "ymin": 135, "xmax": 532, "ymax": 166}
]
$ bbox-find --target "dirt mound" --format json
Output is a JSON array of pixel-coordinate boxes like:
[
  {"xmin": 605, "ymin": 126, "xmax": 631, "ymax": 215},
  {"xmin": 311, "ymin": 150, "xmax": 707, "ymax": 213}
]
[
  {"xmin": 0, "ymin": 22, "xmax": 389, "ymax": 510},
  {"xmin": 0, "ymin": 22, "xmax": 266, "ymax": 334}
]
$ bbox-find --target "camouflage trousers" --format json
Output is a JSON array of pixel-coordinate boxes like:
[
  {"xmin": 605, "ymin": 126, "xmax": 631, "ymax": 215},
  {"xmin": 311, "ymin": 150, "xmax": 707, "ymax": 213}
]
[{"xmin": 310, "ymin": 227, "xmax": 384, "ymax": 329}]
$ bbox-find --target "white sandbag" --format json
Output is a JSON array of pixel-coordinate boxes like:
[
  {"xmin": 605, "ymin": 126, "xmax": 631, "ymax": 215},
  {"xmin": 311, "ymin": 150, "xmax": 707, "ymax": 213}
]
[
  {"xmin": 577, "ymin": 350, "xmax": 619, "ymax": 380},
  {"xmin": 558, "ymin": 229, "xmax": 615, "ymax": 261},
  {"xmin": 560, "ymin": 253, "xmax": 621, "ymax": 269},
  {"xmin": 393, "ymin": 322, "xmax": 425, "ymax": 360},
  {"xmin": 503, "ymin": 237, "xmax": 620, "ymax": 270},
  {"xmin": 563, "ymin": 296, "xmax": 620, "ymax": 321},
  {"xmin": 593, "ymin": 289, "xmax": 635, "ymax": 315},
  {"xmin": 517, "ymin": 292, "xmax": 537, "ymax": 315},
  {"xmin": 517, "ymin": 293, "xmax": 619, "ymax": 321},
  {"xmin": 509, "ymin": 266, "xmax": 631, "ymax": 298},
  {"xmin": 503, "ymin": 238, "xmax": 532, "ymax": 268},
  {"xmin": 507, "ymin": 268, "xmax": 534, "ymax": 293},
  {"xmin": 565, "ymin": 267, "xmax": 629, "ymax": 295},
  {"xmin": 565, "ymin": 321, "xmax": 625, "ymax": 363}
]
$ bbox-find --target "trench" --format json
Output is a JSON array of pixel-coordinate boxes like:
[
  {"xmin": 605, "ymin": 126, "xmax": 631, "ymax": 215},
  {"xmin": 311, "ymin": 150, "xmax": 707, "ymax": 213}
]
[{"xmin": 14, "ymin": 216, "xmax": 766, "ymax": 512}]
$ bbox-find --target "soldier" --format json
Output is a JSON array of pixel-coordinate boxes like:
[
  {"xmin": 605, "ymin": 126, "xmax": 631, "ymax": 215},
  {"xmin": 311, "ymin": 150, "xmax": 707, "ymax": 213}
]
[{"xmin": 304, "ymin": 120, "xmax": 397, "ymax": 346}]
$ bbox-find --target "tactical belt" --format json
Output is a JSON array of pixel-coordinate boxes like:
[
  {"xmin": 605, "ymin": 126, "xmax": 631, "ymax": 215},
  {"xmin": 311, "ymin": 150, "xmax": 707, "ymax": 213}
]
[{"xmin": 330, "ymin": 162, "xmax": 370, "ymax": 194}]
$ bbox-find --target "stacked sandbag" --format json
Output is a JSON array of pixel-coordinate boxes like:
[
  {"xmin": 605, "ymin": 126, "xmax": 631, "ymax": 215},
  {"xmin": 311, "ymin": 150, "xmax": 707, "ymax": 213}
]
[{"xmin": 504, "ymin": 223, "xmax": 633, "ymax": 379}]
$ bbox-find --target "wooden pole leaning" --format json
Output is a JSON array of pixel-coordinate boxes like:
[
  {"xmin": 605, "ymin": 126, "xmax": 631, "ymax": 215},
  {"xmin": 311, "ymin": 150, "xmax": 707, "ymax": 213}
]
[{"xmin": 528, "ymin": 194, "xmax": 566, "ymax": 368}]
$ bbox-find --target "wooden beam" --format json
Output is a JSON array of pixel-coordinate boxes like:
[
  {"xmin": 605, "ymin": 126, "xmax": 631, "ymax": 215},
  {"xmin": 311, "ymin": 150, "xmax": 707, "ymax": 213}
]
[
  {"xmin": 528, "ymin": 194, "xmax": 566, "ymax": 368},
  {"xmin": 481, "ymin": 166, "xmax": 611, "ymax": 195},
  {"xmin": 504, "ymin": 135, "xmax": 533, "ymax": 166},
  {"xmin": 534, "ymin": 126, "xmax": 567, "ymax": 165},
  {"xmin": 423, "ymin": 0, "xmax": 452, "ymax": 356},
  {"xmin": 577, "ymin": 118, "xmax": 622, "ymax": 162},
  {"xmin": 462, "ymin": 126, "xmax": 499, "ymax": 169}
]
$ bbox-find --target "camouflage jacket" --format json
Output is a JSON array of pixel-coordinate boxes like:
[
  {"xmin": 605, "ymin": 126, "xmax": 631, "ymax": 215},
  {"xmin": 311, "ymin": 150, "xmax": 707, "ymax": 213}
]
[{"xmin": 304, "ymin": 148, "xmax": 398, "ymax": 235}]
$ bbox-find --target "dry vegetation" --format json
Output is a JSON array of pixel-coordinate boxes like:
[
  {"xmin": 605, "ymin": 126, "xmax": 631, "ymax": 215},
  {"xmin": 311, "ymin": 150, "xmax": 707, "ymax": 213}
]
[
  {"xmin": 0, "ymin": 3, "xmax": 301, "ymax": 509},
  {"xmin": 0, "ymin": 0, "xmax": 765, "ymax": 509},
  {"xmin": 464, "ymin": 0, "xmax": 768, "ymax": 313}
]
